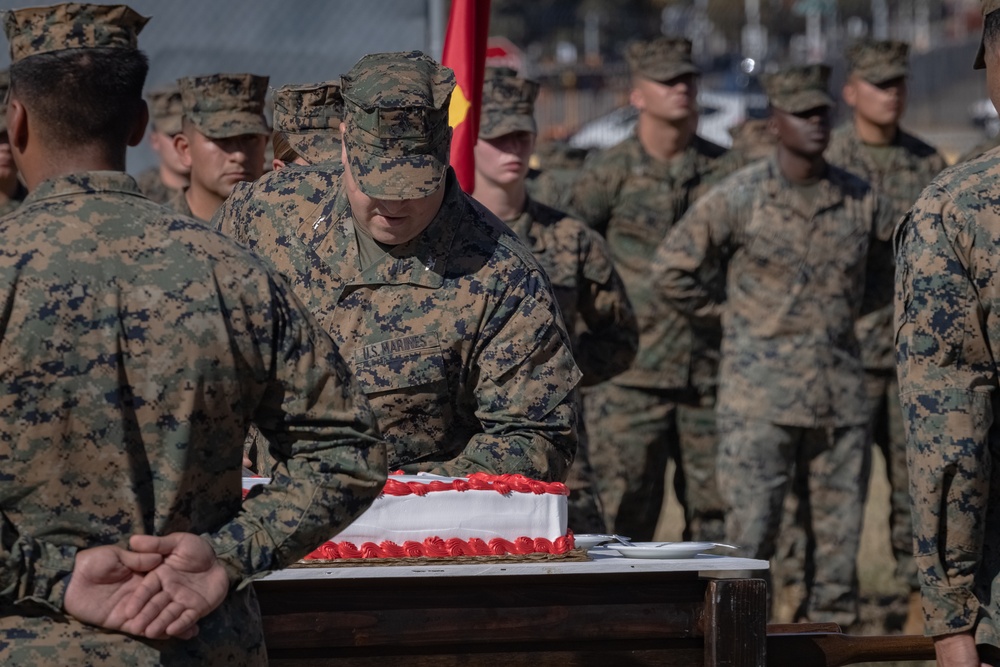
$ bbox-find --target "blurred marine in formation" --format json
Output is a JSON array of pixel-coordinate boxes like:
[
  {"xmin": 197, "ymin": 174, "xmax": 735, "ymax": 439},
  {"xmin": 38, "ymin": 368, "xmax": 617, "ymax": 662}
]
[
  {"xmin": 0, "ymin": 2, "xmax": 386, "ymax": 663},
  {"xmin": 270, "ymin": 80, "xmax": 344, "ymax": 170},
  {"xmin": 568, "ymin": 36, "xmax": 739, "ymax": 542},
  {"xmin": 136, "ymin": 82, "xmax": 188, "ymax": 203},
  {"xmin": 171, "ymin": 72, "xmax": 269, "ymax": 221},
  {"xmin": 0, "ymin": 69, "xmax": 26, "ymax": 216},
  {"xmin": 653, "ymin": 64, "xmax": 894, "ymax": 627},
  {"xmin": 824, "ymin": 37, "xmax": 946, "ymax": 634},
  {"xmin": 896, "ymin": 1, "xmax": 1000, "ymax": 664},
  {"xmin": 216, "ymin": 51, "xmax": 582, "ymax": 483},
  {"xmin": 472, "ymin": 66, "xmax": 638, "ymax": 533}
]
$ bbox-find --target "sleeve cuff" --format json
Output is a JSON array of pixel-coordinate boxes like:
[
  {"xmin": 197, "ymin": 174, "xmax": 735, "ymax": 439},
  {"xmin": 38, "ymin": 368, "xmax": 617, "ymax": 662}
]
[
  {"xmin": 23, "ymin": 541, "xmax": 77, "ymax": 612},
  {"xmin": 921, "ymin": 584, "xmax": 980, "ymax": 637}
]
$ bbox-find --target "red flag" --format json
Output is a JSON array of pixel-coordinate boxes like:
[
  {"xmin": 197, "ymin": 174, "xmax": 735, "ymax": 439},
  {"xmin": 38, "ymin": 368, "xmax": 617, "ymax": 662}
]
[{"xmin": 441, "ymin": 0, "xmax": 491, "ymax": 193}]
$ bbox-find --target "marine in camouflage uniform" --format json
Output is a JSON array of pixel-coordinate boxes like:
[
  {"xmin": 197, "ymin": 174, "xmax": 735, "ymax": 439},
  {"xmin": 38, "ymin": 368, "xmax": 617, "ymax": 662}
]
[
  {"xmin": 270, "ymin": 79, "xmax": 343, "ymax": 168},
  {"xmin": 170, "ymin": 72, "xmax": 269, "ymax": 221},
  {"xmin": 820, "ymin": 38, "xmax": 945, "ymax": 627},
  {"xmin": 526, "ymin": 140, "xmax": 589, "ymax": 211},
  {"xmin": 896, "ymin": 4, "xmax": 1000, "ymax": 662},
  {"xmin": 216, "ymin": 51, "xmax": 581, "ymax": 482},
  {"xmin": 568, "ymin": 37, "xmax": 738, "ymax": 541},
  {"xmin": 136, "ymin": 82, "xmax": 188, "ymax": 203},
  {"xmin": 0, "ymin": 69, "xmax": 26, "ymax": 216},
  {"xmin": 473, "ymin": 67, "xmax": 638, "ymax": 533},
  {"xmin": 652, "ymin": 64, "xmax": 895, "ymax": 627},
  {"xmin": 0, "ymin": 4, "xmax": 386, "ymax": 665}
]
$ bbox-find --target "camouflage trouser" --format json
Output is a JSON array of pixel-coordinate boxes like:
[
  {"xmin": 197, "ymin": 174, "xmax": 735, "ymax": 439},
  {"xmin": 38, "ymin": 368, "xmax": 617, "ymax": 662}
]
[
  {"xmin": 717, "ymin": 415, "xmax": 868, "ymax": 628},
  {"xmin": 865, "ymin": 370, "xmax": 916, "ymax": 591},
  {"xmin": 584, "ymin": 382, "xmax": 725, "ymax": 541},
  {"xmin": 565, "ymin": 416, "xmax": 609, "ymax": 534}
]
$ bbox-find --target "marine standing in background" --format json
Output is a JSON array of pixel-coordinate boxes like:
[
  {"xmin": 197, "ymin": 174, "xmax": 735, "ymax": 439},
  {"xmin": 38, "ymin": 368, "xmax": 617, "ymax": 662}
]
[
  {"xmin": 0, "ymin": 69, "xmax": 26, "ymax": 216},
  {"xmin": 216, "ymin": 51, "xmax": 582, "ymax": 482},
  {"xmin": 897, "ymin": 2, "xmax": 1000, "ymax": 663},
  {"xmin": 0, "ymin": 3, "xmax": 386, "ymax": 663},
  {"xmin": 473, "ymin": 66, "xmax": 638, "ymax": 533},
  {"xmin": 170, "ymin": 72, "xmax": 269, "ymax": 221},
  {"xmin": 136, "ymin": 82, "xmax": 189, "ymax": 203},
  {"xmin": 526, "ymin": 140, "xmax": 589, "ymax": 211},
  {"xmin": 270, "ymin": 80, "xmax": 344, "ymax": 170},
  {"xmin": 568, "ymin": 36, "xmax": 737, "ymax": 541},
  {"xmin": 653, "ymin": 64, "xmax": 895, "ymax": 627},
  {"xmin": 824, "ymin": 37, "xmax": 946, "ymax": 633}
]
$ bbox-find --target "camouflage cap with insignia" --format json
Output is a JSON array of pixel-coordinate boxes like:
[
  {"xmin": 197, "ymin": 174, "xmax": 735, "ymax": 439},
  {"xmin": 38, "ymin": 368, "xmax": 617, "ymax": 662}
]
[
  {"xmin": 975, "ymin": 0, "xmax": 1000, "ymax": 69},
  {"xmin": 341, "ymin": 50, "xmax": 455, "ymax": 201},
  {"xmin": 625, "ymin": 37, "xmax": 700, "ymax": 82},
  {"xmin": 0, "ymin": 70, "xmax": 9, "ymax": 133},
  {"xmin": 3, "ymin": 3, "xmax": 148, "ymax": 63},
  {"xmin": 762, "ymin": 64, "xmax": 834, "ymax": 113},
  {"xmin": 273, "ymin": 80, "xmax": 344, "ymax": 164},
  {"xmin": 178, "ymin": 72, "xmax": 270, "ymax": 140},
  {"xmin": 846, "ymin": 39, "xmax": 909, "ymax": 84},
  {"xmin": 479, "ymin": 67, "xmax": 540, "ymax": 140},
  {"xmin": 147, "ymin": 82, "xmax": 183, "ymax": 136}
]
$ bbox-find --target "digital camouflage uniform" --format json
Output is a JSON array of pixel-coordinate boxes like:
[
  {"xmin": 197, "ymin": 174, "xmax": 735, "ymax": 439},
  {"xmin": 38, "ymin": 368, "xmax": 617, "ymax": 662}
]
[
  {"xmin": 897, "ymin": 5, "xmax": 1000, "ymax": 651},
  {"xmin": 0, "ymin": 69, "xmax": 26, "ymax": 217},
  {"xmin": 823, "ymin": 39, "xmax": 947, "ymax": 595},
  {"xmin": 272, "ymin": 79, "xmax": 343, "ymax": 165},
  {"xmin": 169, "ymin": 72, "xmax": 269, "ymax": 221},
  {"xmin": 653, "ymin": 65, "xmax": 896, "ymax": 627},
  {"xmin": 568, "ymin": 37, "xmax": 737, "ymax": 541},
  {"xmin": 727, "ymin": 117, "xmax": 776, "ymax": 164},
  {"xmin": 479, "ymin": 67, "xmax": 638, "ymax": 533},
  {"xmin": 136, "ymin": 82, "xmax": 184, "ymax": 204},
  {"xmin": 526, "ymin": 141, "xmax": 589, "ymax": 211},
  {"xmin": 216, "ymin": 51, "xmax": 581, "ymax": 483},
  {"xmin": 0, "ymin": 5, "xmax": 387, "ymax": 665}
]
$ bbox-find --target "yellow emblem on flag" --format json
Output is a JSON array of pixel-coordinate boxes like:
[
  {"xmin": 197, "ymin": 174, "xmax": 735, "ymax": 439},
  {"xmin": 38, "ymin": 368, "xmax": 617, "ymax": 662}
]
[{"xmin": 449, "ymin": 84, "xmax": 471, "ymax": 128}]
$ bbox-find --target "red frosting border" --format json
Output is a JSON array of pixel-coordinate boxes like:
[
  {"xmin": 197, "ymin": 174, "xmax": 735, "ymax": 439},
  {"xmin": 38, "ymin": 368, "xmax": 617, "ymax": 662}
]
[
  {"xmin": 382, "ymin": 472, "xmax": 570, "ymax": 497},
  {"xmin": 302, "ymin": 533, "xmax": 576, "ymax": 560}
]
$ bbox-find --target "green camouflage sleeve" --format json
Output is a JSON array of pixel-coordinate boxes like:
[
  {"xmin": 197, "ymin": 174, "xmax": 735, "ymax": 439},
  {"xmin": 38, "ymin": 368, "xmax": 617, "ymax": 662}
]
[
  {"xmin": 212, "ymin": 180, "xmax": 253, "ymax": 242},
  {"xmin": 0, "ymin": 523, "xmax": 76, "ymax": 611},
  {"xmin": 575, "ymin": 228, "xmax": 638, "ymax": 386},
  {"xmin": 895, "ymin": 187, "xmax": 993, "ymax": 637},
  {"xmin": 651, "ymin": 184, "xmax": 736, "ymax": 324},
  {"xmin": 208, "ymin": 276, "xmax": 387, "ymax": 587}
]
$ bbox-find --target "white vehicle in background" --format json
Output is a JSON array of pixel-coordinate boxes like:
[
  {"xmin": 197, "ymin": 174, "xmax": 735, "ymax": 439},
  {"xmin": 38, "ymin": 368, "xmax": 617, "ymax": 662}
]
[{"xmin": 568, "ymin": 89, "xmax": 760, "ymax": 150}]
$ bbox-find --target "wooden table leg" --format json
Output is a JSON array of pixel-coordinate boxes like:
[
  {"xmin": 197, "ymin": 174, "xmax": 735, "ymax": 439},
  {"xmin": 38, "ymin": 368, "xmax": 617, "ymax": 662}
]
[{"xmin": 702, "ymin": 578, "xmax": 767, "ymax": 666}]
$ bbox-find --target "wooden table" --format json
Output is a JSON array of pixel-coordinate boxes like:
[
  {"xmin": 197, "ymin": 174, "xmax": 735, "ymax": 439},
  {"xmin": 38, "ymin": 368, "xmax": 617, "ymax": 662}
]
[{"xmin": 254, "ymin": 551, "xmax": 770, "ymax": 666}]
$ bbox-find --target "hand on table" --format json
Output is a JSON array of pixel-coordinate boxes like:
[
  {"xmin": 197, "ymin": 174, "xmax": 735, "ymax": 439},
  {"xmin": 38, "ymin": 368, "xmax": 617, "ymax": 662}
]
[{"xmin": 934, "ymin": 632, "xmax": 992, "ymax": 667}]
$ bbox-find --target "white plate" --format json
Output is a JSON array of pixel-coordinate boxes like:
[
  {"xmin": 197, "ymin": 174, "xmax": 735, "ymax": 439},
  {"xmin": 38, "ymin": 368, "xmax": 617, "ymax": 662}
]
[
  {"xmin": 605, "ymin": 542, "xmax": 716, "ymax": 559},
  {"xmin": 573, "ymin": 534, "xmax": 620, "ymax": 549}
]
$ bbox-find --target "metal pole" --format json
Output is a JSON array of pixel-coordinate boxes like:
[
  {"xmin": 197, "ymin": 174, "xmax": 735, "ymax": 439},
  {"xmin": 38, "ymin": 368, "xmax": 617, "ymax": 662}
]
[{"xmin": 428, "ymin": 0, "xmax": 445, "ymax": 61}]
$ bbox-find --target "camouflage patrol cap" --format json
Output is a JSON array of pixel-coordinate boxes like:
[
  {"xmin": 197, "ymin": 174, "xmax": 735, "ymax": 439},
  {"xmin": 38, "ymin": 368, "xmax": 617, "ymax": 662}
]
[
  {"xmin": 846, "ymin": 39, "xmax": 909, "ymax": 84},
  {"xmin": 341, "ymin": 50, "xmax": 455, "ymax": 201},
  {"xmin": 0, "ymin": 70, "xmax": 9, "ymax": 133},
  {"xmin": 625, "ymin": 37, "xmax": 700, "ymax": 82},
  {"xmin": 479, "ymin": 67, "xmax": 540, "ymax": 139},
  {"xmin": 273, "ymin": 80, "xmax": 344, "ymax": 164},
  {"xmin": 147, "ymin": 83, "xmax": 183, "ymax": 136},
  {"xmin": 3, "ymin": 3, "xmax": 148, "ymax": 63},
  {"xmin": 975, "ymin": 0, "xmax": 1000, "ymax": 69},
  {"xmin": 178, "ymin": 73, "xmax": 270, "ymax": 140},
  {"xmin": 762, "ymin": 64, "xmax": 834, "ymax": 113}
]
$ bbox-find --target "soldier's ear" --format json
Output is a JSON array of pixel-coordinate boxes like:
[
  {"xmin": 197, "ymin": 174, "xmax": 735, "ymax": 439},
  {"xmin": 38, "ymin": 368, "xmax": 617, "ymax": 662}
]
[
  {"xmin": 127, "ymin": 100, "xmax": 148, "ymax": 148},
  {"xmin": 174, "ymin": 132, "xmax": 192, "ymax": 169},
  {"xmin": 629, "ymin": 86, "xmax": 644, "ymax": 111},
  {"xmin": 842, "ymin": 80, "xmax": 857, "ymax": 108},
  {"xmin": 8, "ymin": 98, "xmax": 27, "ymax": 155}
]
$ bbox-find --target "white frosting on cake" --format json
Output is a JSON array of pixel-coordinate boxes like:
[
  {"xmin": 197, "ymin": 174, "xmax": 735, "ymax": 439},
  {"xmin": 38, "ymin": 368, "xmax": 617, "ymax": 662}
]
[{"xmin": 242, "ymin": 473, "xmax": 569, "ymax": 551}]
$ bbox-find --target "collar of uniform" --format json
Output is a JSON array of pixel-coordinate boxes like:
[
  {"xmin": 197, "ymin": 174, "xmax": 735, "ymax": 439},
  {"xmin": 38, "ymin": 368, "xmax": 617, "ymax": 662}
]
[
  {"xmin": 762, "ymin": 155, "xmax": 844, "ymax": 217},
  {"xmin": 840, "ymin": 121, "xmax": 904, "ymax": 173},
  {"xmin": 22, "ymin": 171, "xmax": 143, "ymax": 206},
  {"xmin": 344, "ymin": 169, "xmax": 463, "ymax": 288},
  {"xmin": 629, "ymin": 131, "xmax": 701, "ymax": 184},
  {"xmin": 513, "ymin": 196, "xmax": 547, "ymax": 253}
]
